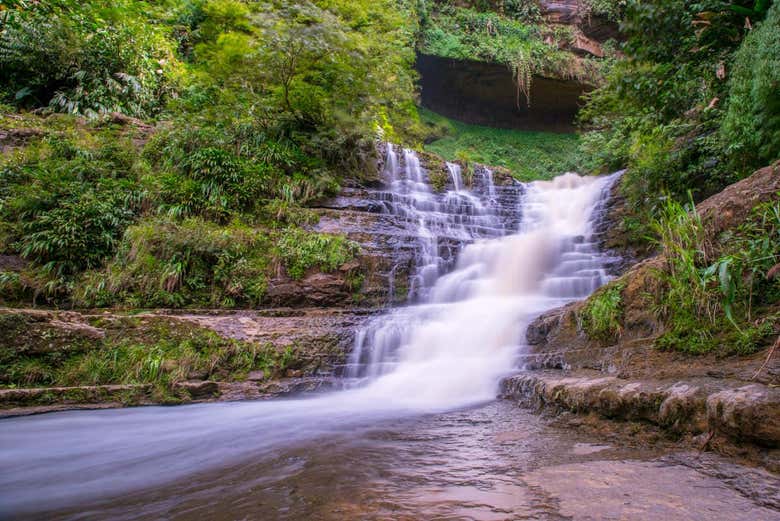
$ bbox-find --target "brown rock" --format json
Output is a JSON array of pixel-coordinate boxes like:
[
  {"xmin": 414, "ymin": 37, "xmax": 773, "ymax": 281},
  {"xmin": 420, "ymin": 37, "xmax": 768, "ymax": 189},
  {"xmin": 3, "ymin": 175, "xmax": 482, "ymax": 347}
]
[
  {"xmin": 175, "ymin": 380, "xmax": 219, "ymax": 400},
  {"xmin": 247, "ymin": 370, "xmax": 266, "ymax": 382},
  {"xmin": 187, "ymin": 370, "xmax": 209, "ymax": 380},
  {"xmin": 697, "ymin": 161, "xmax": 780, "ymax": 239},
  {"xmin": 706, "ymin": 384, "xmax": 780, "ymax": 446}
]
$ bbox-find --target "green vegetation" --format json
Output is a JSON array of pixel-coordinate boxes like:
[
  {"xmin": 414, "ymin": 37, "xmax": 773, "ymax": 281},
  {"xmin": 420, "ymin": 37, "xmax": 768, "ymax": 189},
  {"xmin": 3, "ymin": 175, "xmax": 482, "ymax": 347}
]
[
  {"xmin": 420, "ymin": 108, "xmax": 582, "ymax": 180},
  {"xmin": 579, "ymin": 1, "xmax": 779, "ymax": 223},
  {"xmin": 276, "ymin": 227, "xmax": 358, "ymax": 280},
  {"xmin": 580, "ymin": 281, "xmax": 624, "ymax": 342},
  {"xmin": 651, "ymin": 197, "xmax": 779, "ymax": 354},
  {"xmin": 0, "ymin": 0, "xmax": 412, "ymax": 307},
  {"xmin": 0, "ymin": 0, "xmax": 181, "ymax": 117},
  {"xmin": 0, "ymin": 116, "xmax": 360, "ymax": 307},
  {"xmin": 722, "ymin": 3, "xmax": 780, "ymax": 172},
  {"xmin": 76, "ymin": 219, "xmax": 273, "ymax": 308},
  {"xmin": 575, "ymin": 1, "xmax": 780, "ymax": 356},
  {"xmin": 0, "ymin": 313, "xmax": 294, "ymax": 400},
  {"xmin": 582, "ymin": 0, "xmax": 628, "ymax": 22},
  {"xmin": 1, "ymin": 0, "xmax": 778, "ymax": 369}
]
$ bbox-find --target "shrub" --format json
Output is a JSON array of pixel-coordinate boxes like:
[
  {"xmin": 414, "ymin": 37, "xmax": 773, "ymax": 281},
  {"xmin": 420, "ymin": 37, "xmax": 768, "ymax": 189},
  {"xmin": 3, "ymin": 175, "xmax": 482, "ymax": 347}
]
[
  {"xmin": 651, "ymin": 197, "xmax": 780, "ymax": 354},
  {"xmin": 580, "ymin": 281, "xmax": 624, "ymax": 342},
  {"xmin": 19, "ymin": 191, "xmax": 134, "ymax": 277},
  {"xmin": 0, "ymin": 1, "xmax": 181, "ymax": 117},
  {"xmin": 155, "ymin": 146, "xmax": 271, "ymax": 222},
  {"xmin": 76, "ymin": 218, "xmax": 272, "ymax": 308},
  {"xmin": 276, "ymin": 227, "xmax": 359, "ymax": 280},
  {"xmin": 0, "ymin": 131, "xmax": 142, "ymax": 295},
  {"xmin": 722, "ymin": 2, "xmax": 780, "ymax": 171}
]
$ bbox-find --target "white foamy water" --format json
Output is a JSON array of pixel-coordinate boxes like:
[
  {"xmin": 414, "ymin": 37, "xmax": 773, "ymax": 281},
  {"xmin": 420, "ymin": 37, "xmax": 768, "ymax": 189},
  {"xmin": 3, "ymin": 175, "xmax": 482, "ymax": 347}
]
[
  {"xmin": 347, "ymin": 156, "xmax": 620, "ymax": 406},
  {"xmin": 0, "ymin": 149, "xmax": 619, "ymax": 515}
]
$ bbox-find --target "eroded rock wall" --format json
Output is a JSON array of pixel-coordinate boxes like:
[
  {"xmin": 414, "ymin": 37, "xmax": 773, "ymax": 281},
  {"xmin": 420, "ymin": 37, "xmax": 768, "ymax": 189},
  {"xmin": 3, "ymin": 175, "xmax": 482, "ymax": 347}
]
[{"xmin": 417, "ymin": 54, "xmax": 588, "ymax": 132}]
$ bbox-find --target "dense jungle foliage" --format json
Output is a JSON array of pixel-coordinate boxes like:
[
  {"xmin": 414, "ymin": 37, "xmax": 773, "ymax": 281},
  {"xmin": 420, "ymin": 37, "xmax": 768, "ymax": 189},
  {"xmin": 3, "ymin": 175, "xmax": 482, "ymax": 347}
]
[
  {"xmin": 0, "ymin": 0, "xmax": 421, "ymax": 306},
  {"xmin": 580, "ymin": 0, "xmax": 779, "ymax": 222}
]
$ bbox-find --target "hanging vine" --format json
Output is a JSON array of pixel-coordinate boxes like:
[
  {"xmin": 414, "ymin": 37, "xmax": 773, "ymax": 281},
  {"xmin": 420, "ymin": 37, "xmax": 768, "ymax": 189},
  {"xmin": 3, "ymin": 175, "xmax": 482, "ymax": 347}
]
[{"xmin": 511, "ymin": 48, "xmax": 533, "ymax": 108}]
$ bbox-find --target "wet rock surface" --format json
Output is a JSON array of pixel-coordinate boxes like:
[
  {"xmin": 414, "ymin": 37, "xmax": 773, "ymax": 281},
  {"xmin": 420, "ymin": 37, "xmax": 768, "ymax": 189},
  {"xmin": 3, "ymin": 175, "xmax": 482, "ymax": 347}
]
[
  {"xmin": 315, "ymin": 145, "xmax": 524, "ymax": 304},
  {"xmin": 524, "ymin": 459, "xmax": 778, "ymax": 520}
]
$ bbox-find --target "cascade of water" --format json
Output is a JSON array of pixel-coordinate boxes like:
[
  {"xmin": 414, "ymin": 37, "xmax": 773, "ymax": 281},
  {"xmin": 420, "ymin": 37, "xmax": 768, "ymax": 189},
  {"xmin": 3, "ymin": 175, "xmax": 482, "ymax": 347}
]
[
  {"xmin": 345, "ymin": 168, "xmax": 620, "ymax": 404},
  {"xmin": 373, "ymin": 145, "xmax": 516, "ymax": 303},
  {"xmin": 485, "ymin": 167, "xmax": 497, "ymax": 199},
  {"xmin": 446, "ymin": 162, "xmax": 463, "ymax": 192}
]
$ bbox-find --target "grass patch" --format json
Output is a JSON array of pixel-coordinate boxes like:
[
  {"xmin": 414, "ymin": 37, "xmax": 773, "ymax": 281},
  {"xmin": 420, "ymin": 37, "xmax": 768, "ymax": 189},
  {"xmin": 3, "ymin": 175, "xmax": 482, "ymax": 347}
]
[
  {"xmin": 0, "ymin": 315, "xmax": 296, "ymax": 399},
  {"xmin": 419, "ymin": 108, "xmax": 582, "ymax": 181},
  {"xmin": 580, "ymin": 281, "xmax": 624, "ymax": 342},
  {"xmin": 651, "ymin": 197, "xmax": 780, "ymax": 355}
]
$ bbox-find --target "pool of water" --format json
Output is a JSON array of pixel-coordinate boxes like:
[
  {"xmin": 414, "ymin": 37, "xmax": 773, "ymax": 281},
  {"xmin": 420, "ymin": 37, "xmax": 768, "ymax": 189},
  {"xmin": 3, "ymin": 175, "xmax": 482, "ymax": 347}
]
[{"xmin": 38, "ymin": 400, "xmax": 779, "ymax": 521}]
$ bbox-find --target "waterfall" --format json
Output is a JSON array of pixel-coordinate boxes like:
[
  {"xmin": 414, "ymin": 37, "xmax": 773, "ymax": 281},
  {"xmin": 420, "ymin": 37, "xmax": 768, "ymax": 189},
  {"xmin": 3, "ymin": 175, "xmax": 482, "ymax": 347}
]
[
  {"xmin": 0, "ymin": 147, "xmax": 621, "ymax": 515},
  {"xmin": 346, "ymin": 151, "xmax": 620, "ymax": 408},
  {"xmin": 376, "ymin": 145, "xmax": 515, "ymax": 302}
]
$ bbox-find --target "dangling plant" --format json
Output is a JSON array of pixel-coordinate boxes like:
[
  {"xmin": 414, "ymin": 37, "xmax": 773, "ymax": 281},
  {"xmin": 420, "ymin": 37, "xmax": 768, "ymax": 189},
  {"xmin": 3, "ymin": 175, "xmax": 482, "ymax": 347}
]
[{"xmin": 511, "ymin": 48, "xmax": 532, "ymax": 108}]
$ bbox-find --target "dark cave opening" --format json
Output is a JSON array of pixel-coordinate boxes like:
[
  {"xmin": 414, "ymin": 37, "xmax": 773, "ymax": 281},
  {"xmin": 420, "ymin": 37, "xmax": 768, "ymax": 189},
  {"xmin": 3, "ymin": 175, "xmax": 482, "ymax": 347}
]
[{"xmin": 416, "ymin": 54, "xmax": 591, "ymax": 133}]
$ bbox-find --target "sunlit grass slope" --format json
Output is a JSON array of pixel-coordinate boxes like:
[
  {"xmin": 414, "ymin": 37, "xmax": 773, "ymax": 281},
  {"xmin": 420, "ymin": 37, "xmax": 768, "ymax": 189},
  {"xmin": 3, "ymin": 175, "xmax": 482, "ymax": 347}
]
[{"xmin": 419, "ymin": 107, "xmax": 582, "ymax": 181}]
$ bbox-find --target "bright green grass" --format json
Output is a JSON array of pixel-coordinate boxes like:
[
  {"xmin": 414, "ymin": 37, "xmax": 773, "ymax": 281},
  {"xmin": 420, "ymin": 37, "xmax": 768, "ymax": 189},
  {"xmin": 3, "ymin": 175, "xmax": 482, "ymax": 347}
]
[{"xmin": 419, "ymin": 107, "xmax": 582, "ymax": 181}]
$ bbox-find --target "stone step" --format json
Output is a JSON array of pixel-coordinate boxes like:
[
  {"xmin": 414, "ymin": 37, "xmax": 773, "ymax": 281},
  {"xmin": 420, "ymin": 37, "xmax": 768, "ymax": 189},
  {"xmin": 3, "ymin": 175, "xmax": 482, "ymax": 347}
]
[{"xmin": 500, "ymin": 371, "xmax": 780, "ymax": 447}]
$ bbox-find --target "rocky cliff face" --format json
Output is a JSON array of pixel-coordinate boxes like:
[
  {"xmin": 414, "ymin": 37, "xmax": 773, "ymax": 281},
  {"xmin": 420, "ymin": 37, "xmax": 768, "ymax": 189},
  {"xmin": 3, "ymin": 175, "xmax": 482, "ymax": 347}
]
[
  {"xmin": 417, "ymin": 55, "xmax": 589, "ymax": 132},
  {"xmin": 417, "ymin": 0, "xmax": 621, "ymax": 131},
  {"xmin": 539, "ymin": 1, "xmax": 620, "ymax": 48},
  {"xmin": 312, "ymin": 145, "xmax": 520, "ymax": 306}
]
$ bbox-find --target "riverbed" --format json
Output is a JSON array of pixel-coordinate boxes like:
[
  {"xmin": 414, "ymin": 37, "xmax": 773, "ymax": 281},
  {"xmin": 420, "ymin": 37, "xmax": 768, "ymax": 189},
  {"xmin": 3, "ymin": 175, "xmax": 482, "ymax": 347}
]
[{"xmin": 18, "ymin": 400, "xmax": 777, "ymax": 521}]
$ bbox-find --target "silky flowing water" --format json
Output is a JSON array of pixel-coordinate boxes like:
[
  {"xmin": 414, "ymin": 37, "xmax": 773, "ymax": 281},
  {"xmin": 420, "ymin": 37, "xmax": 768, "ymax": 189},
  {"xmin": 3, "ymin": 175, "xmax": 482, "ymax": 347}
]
[{"xmin": 1, "ymin": 150, "xmax": 777, "ymax": 520}]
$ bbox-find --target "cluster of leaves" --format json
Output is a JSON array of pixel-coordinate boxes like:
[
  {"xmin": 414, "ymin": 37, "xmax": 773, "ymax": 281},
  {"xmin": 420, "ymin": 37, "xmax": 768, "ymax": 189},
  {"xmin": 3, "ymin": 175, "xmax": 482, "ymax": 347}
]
[
  {"xmin": 0, "ymin": 314, "xmax": 298, "ymax": 398},
  {"xmin": 581, "ymin": 0, "xmax": 628, "ymax": 22},
  {"xmin": 0, "ymin": 0, "xmax": 181, "ymax": 117},
  {"xmin": 276, "ymin": 227, "xmax": 359, "ymax": 280},
  {"xmin": 0, "ymin": 126, "xmax": 143, "ymax": 297},
  {"xmin": 651, "ymin": 197, "xmax": 779, "ymax": 354},
  {"xmin": 721, "ymin": 2, "xmax": 780, "ymax": 172},
  {"xmin": 579, "ymin": 1, "xmax": 780, "ymax": 233},
  {"xmin": 418, "ymin": 2, "xmax": 605, "ymax": 106}
]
